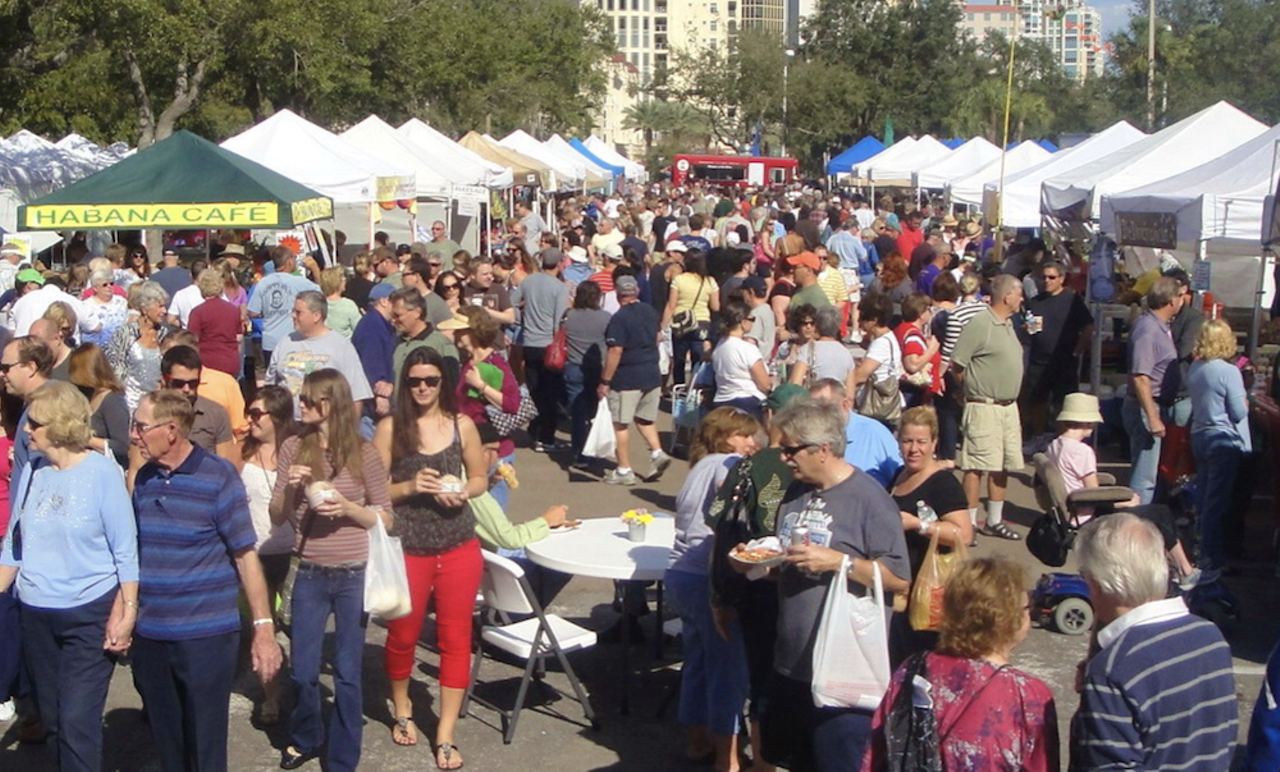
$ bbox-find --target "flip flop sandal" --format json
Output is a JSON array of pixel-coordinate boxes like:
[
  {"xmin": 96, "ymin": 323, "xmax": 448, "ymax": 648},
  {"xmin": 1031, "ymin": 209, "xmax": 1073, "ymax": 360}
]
[
  {"xmin": 434, "ymin": 741, "xmax": 464, "ymax": 770},
  {"xmin": 391, "ymin": 716, "xmax": 418, "ymax": 747}
]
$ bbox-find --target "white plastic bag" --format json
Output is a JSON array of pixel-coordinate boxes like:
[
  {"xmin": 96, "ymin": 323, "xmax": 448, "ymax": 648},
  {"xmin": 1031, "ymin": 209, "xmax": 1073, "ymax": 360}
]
[
  {"xmin": 583, "ymin": 398, "xmax": 616, "ymax": 459},
  {"xmin": 811, "ymin": 556, "xmax": 891, "ymax": 710},
  {"xmin": 364, "ymin": 516, "xmax": 412, "ymax": 620}
]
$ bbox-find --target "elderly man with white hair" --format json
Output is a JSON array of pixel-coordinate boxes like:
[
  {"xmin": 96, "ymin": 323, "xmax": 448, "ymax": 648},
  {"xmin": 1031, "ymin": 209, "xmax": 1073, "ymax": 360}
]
[{"xmin": 1071, "ymin": 513, "xmax": 1237, "ymax": 771}]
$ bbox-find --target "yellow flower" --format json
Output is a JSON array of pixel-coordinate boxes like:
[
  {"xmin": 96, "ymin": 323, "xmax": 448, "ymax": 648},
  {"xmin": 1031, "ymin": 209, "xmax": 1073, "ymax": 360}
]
[{"xmin": 621, "ymin": 508, "xmax": 652, "ymax": 524}]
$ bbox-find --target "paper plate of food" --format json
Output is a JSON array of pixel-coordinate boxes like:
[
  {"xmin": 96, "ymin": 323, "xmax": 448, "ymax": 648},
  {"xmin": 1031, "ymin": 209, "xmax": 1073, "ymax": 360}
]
[
  {"xmin": 549, "ymin": 520, "xmax": 584, "ymax": 533},
  {"xmin": 729, "ymin": 536, "xmax": 786, "ymax": 568}
]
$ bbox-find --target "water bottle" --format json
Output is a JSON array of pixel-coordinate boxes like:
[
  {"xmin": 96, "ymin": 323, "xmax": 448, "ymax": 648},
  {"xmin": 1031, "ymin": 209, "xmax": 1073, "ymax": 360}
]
[{"xmin": 917, "ymin": 500, "xmax": 938, "ymax": 525}]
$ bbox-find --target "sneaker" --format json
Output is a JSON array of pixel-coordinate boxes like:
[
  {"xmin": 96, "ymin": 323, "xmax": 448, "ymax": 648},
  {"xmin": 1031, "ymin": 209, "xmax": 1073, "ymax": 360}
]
[
  {"xmin": 534, "ymin": 440, "xmax": 570, "ymax": 453},
  {"xmin": 0, "ymin": 699, "xmax": 14, "ymax": 723},
  {"xmin": 1180, "ymin": 567, "xmax": 1220, "ymax": 591},
  {"xmin": 603, "ymin": 469, "xmax": 638, "ymax": 486},
  {"xmin": 979, "ymin": 522, "xmax": 1021, "ymax": 541},
  {"xmin": 647, "ymin": 450, "xmax": 673, "ymax": 481}
]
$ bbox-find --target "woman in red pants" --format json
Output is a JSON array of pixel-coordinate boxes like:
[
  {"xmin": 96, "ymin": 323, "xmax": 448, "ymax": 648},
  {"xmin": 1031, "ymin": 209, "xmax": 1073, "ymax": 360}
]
[{"xmin": 373, "ymin": 347, "xmax": 487, "ymax": 770}]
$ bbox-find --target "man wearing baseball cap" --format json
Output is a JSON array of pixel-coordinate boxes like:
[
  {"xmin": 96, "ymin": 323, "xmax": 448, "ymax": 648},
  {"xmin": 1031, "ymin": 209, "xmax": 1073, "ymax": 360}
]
[
  {"xmin": 597, "ymin": 275, "xmax": 672, "ymax": 484},
  {"xmin": 787, "ymin": 251, "xmax": 830, "ymax": 309},
  {"xmin": 352, "ymin": 283, "xmax": 399, "ymax": 423}
]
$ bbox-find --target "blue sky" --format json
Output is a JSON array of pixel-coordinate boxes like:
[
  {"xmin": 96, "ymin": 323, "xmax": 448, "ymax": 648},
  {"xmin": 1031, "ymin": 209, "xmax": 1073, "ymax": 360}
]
[{"xmin": 1095, "ymin": 0, "xmax": 1135, "ymax": 36}]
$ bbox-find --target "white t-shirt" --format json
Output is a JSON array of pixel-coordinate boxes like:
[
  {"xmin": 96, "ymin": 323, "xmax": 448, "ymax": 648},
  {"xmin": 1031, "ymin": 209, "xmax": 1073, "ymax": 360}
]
[
  {"xmin": 168, "ymin": 284, "xmax": 206, "ymax": 328},
  {"xmin": 10, "ymin": 285, "xmax": 99, "ymax": 338},
  {"xmin": 864, "ymin": 331, "xmax": 901, "ymax": 385},
  {"xmin": 713, "ymin": 335, "xmax": 765, "ymax": 401}
]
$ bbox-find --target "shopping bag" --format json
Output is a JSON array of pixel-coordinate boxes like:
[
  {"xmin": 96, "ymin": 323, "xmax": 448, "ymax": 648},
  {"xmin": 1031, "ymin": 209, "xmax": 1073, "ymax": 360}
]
[
  {"xmin": 908, "ymin": 528, "xmax": 968, "ymax": 632},
  {"xmin": 364, "ymin": 516, "xmax": 412, "ymax": 620},
  {"xmin": 583, "ymin": 398, "xmax": 616, "ymax": 459},
  {"xmin": 811, "ymin": 556, "xmax": 891, "ymax": 710},
  {"xmin": 1158, "ymin": 424, "xmax": 1195, "ymax": 484}
]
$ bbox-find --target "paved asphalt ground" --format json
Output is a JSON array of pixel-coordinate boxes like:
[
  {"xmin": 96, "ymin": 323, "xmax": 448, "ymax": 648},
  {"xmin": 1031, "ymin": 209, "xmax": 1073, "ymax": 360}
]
[{"xmin": 2, "ymin": 412, "xmax": 1276, "ymax": 771}]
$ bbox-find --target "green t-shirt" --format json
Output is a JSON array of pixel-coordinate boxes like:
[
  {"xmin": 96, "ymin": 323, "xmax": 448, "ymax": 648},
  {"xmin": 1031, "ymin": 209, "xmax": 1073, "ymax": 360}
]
[
  {"xmin": 326, "ymin": 297, "xmax": 361, "ymax": 338},
  {"xmin": 949, "ymin": 306, "xmax": 1025, "ymax": 400},
  {"xmin": 791, "ymin": 282, "xmax": 832, "ymax": 309}
]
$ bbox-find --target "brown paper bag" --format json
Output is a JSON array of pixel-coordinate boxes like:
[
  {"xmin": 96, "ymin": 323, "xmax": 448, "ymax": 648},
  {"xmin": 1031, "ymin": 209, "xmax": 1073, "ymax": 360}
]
[{"xmin": 908, "ymin": 526, "xmax": 969, "ymax": 632}]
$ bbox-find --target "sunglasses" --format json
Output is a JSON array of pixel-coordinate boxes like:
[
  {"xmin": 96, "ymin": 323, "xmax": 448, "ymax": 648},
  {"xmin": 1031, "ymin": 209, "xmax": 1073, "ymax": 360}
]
[
  {"xmin": 246, "ymin": 407, "xmax": 268, "ymax": 422},
  {"xmin": 1043, "ymin": 274, "xmax": 1062, "ymax": 281},
  {"xmin": 165, "ymin": 377, "xmax": 200, "ymax": 390},
  {"xmin": 0, "ymin": 361, "xmax": 19, "ymax": 374},
  {"xmin": 779, "ymin": 442, "xmax": 819, "ymax": 458},
  {"xmin": 406, "ymin": 375, "xmax": 443, "ymax": 389},
  {"xmin": 439, "ymin": 283, "xmax": 459, "ymax": 291},
  {"xmin": 26, "ymin": 417, "xmax": 45, "ymax": 431}
]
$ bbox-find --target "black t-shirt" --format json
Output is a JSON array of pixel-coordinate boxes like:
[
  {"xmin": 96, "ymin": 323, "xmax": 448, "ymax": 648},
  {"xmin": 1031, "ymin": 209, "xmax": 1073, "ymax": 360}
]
[
  {"xmin": 344, "ymin": 275, "xmax": 375, "ymax": 309},
  {"xmin": 891, "ymin": 468, "xmax": 968, "ymax": 575},
  {"xmin": 605, "ymin": 301, "xmax": 661, "ymax": 391},
  {"xmin": 1025, "ymin": 289, "xmax": 1091, "ymax": 366},
  {"xmin": 649, "ymin": 262, "xmax": 675, "ymax": 314},
  {"xmin": 652, "ymin": 215, "xmax": 674, "ymax": 245}
]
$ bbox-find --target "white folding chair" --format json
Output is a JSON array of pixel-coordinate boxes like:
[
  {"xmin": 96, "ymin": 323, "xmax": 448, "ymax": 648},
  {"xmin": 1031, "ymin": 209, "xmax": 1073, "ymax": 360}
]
[{"xmin": 462, "ymin": 550, "xmax": 599, "ymax": 743}]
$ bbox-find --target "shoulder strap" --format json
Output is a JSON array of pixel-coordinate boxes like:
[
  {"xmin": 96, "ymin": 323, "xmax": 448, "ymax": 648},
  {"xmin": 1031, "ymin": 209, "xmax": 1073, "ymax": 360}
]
[{"xmin": 937, "ymin": 663, "xmax": 1010, "ymax": 742}]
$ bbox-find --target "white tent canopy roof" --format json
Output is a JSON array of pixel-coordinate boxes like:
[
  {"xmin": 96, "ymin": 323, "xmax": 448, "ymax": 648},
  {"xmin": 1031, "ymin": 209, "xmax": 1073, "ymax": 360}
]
[
  {"xmin": 1041, "ymin": 102, "xmax": 1267, "ymax": 221},
  {"xmin": 855, "ymin": 135, "xmax": 951, "ymax": 184},
  {"xmin": 986, "ymin": 121, "xmax": 1147, "ymax": 228},
  {"xmin": 397, "ymin": 118, "xmax": 513, "ymax": 190},
  {"xmin": 584, "ymin": 136, "xmax": 647, "ymax": 182},
  {"xmin": 340, "ymin": 116, "xmax": 458, "ymax": 198},
  {"xmin": 949, "ymin": 141, "xmax": 1052, "ymax": 207},
  {"xmin": 914, "ymin": 137, "xmax": 1002, "ymax": 189},
  {"xmin": 1100, "ymin": 122, "xmax": 1280, "ymax": 248},
  {"xmin": 221, "ymin": 109, "xmax": 415, "ymax": 203},
  {"xmin": 546, "ymin": 134, "xmax": 612, "ymax": 184},
  {"xmin": 497, "ymin": 130, "xmax": 585, "ymax": 190}
]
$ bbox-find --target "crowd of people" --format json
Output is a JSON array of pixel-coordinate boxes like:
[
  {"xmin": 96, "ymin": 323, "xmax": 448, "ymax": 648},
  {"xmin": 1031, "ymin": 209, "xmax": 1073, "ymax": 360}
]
[{"xmin": 0, "ymin": 180, "xmax": 1274, "ymax": 772}]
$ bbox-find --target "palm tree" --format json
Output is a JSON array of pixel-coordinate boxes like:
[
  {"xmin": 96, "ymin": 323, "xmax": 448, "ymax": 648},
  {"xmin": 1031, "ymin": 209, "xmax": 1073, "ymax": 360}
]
[{"xmin": 623, "ymin": 100, "xmax": 667, "ymax": 156}]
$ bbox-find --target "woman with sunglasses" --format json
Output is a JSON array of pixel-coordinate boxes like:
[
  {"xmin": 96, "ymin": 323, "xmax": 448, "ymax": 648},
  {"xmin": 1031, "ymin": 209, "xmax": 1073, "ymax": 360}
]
[
  {"xmin": 269, "ymin": 369, "xmax": 392, "ymax": 772},
  {"xmin": 433, "ymin": 272, "xmax": 464, "ymax": 314},
  {"xmin": 81, "ymin": 270, "xmax": 129, "ymax": 348},
  {"xmin": 372, "ymin": 347, "xmax": 486, "ymax": 769},
  {"xmin": 125, "ymin": 245, "xmax": 152, "ymax": 284},
  {"xmin": 241, "ymin": 385, "xmax": 296, "ymax": 727}
]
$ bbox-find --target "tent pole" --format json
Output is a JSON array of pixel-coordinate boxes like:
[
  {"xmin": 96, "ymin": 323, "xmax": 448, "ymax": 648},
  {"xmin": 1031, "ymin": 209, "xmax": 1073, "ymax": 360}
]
[
  {"xmin": 1252, "ymin": 250, "xmax": 1269, "ymax": 360},
  {"xmin": 367, "ymin": 203, "xmax": 376, "ymax": 250}
]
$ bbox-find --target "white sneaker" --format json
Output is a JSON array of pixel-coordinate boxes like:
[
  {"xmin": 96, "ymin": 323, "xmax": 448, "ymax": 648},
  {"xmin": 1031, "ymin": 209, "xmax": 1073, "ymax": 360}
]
[
  {"xmin": 647, "ymin": 451, "xmax": 673, "ymax": 481},
  {"xmin": 0, "ymin": 699, "xmax": 15, "ymax": 722},
  {"xmin": 603, "ymin": 468, "xmax": 638, "ymax": 486}
]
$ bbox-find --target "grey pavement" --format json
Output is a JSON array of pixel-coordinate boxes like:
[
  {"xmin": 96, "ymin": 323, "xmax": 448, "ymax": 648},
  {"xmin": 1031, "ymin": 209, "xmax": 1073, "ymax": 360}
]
[{"xmin": 1, "ymin": 417, "xmax": 1275, "ymax": 770}]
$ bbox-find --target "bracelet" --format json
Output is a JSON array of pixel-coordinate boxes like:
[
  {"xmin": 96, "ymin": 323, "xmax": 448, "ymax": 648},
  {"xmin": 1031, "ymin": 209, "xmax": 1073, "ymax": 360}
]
[
  {"xmin": 122, "ymin": 599, "xmax": 139, "ymax": 609},
  {"xmin": 252, "ymin": 617, "xmax": 274, "ymax": 627}
]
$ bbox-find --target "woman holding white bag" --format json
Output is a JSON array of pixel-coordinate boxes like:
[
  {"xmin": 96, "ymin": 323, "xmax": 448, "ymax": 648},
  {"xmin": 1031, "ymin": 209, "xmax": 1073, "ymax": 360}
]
[{"xmin": 756, "ymin": 399, "xmax": 910, "ymax": 772}]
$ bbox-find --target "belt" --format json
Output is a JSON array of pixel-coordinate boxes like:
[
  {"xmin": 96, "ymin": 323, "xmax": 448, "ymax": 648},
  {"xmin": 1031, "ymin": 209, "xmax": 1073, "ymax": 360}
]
[
  {"xmin": 297, "ymin": 559, "xmax": 366, "ymax": 574},
  {"xmin": 966, "ymin": 398, "xmax": 1016, "ymax": 406}
]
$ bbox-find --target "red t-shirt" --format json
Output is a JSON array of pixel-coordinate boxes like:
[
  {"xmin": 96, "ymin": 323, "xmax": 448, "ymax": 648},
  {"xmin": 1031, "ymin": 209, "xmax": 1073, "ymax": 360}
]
[
  {"xmin": 895, "ymin": 321, "xmax": 942, "ymax": 394},
  {"xmin": 589, "ymin": 270, "xmax": 615, "ymax": 293},
  {"xmin": 187, "ymin": 296, "xmax": 242, "ymax": 376}
]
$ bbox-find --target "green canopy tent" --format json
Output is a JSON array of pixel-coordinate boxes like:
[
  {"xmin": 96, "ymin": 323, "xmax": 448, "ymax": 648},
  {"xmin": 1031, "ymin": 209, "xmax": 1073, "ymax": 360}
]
[{"xmin": 17, "ymin": 130, "xmax": 333, "ymax": 230}]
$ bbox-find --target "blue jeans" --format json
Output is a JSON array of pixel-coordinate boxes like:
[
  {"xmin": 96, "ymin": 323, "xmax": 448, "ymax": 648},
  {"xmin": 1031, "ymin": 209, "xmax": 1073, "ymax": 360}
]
[
  {"xmin": 133, "ymin": 630, "xmax": 240, "ymax": 772},
  {"xmin": 1122, "ymin": 397, "xmax": 1170, "ymax": 505},
  {"xmin": 712, "ymin": 396, "xmax": 764, "ymax": 421},
  {"xmin": 665, "ymin": 568, "xmax": 749, "ymax": 735},
  {"xmin": 21, "ymin": 589, "xmax": 116, "ymax": 772},
  {"xmin": 290, "ymin": 563, "xmax": 367, "ymax": 772},
  {"xmin": 1192, "ymin": 431, "xmax": 1244, "ymax": 572},
  {"xmin": 563, "ymin": 361, "xmax": 600, "ymax": 459},
  {"xmin": 672, "ymin": 327, "xmax": 708, "ymax": 386}
]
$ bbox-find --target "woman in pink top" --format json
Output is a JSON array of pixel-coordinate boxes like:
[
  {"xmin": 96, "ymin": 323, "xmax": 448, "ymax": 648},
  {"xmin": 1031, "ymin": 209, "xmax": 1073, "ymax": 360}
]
[{"xmin": 270, "ymin": 369, "xmax": 392, "ymax": 772}]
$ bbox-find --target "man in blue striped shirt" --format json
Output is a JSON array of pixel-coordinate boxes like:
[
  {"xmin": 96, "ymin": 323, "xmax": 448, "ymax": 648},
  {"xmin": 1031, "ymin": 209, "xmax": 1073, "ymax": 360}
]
[
  {"xmin": 131, "ymin": 390, "xmax": 282, "ymax": 772},
  {"xmin": 1070, "ymin": 513, "xmax": 1237, "ymax": 771}
]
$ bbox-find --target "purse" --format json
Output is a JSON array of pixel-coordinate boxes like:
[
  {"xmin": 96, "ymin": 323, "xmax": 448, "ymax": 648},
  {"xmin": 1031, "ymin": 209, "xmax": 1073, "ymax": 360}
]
[
  {"xmin": 485, "ymin": 385, "xmax": 538, "ymax": 436},
  {"xmin": 278, "ymin": 509, "xmax": 316, "ymax": 627},
  {"xmin": 882, "ymin": 653, "xmax": 943, "ymax": 772},
  {"xmin": 709, "ymin": 458, "xmax": 756, "ymax": 610},
  {"xmin": 544, "ymin": 311, "xmax": 570, "ymax": 372},
  {"xmin": 1026, "ymin": 513, "xmax": 1073, "ymax": 567},
  {"xmin": 860, "ymin": 335, "xmax": 903, "ymax": 425},
  {"xmin": 671, "ymin": 277, "xmax": 705, "ymax": 336}
]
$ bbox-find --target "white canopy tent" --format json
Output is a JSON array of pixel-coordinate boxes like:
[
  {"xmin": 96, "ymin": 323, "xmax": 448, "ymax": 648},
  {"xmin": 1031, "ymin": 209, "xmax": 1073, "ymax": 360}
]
[
  {"xmin": 545, "ymin": 134, "xmax": 614, "ymax": 187},
  {"xmin": 397, "ymin": 118, "xmax": 513, "ymax": 190},
  {"xmin": 498, "ymin": 130, "xmax": 587, "ymax": 190},
  {"xmin": 583, "ymin": 136, "xmax": 647, "ymax": 182},
  {"xmin": 914, "ymin": 137, "xmax": 1002, "ymax": 190},
  {"xmin": 1041, "ymin": 102, "xmax": 1268, "ymax": 222},
  {"xmin": 854, "ymin": 135, "xmax": 951, "ymax": 186},
  {"xmin": 340, "ymin": 116, "xmax": 457, "ymax": 198},
  {"xmin": 985, "ymin": 121, "xmax": 1147, "ymax": 228},
  {"xmin": 222, "ymin": 109, "xmax": 415, "ymax": 203},
  {"xmin": 948, "ymin": 141, "xmax": 1051, "ymax": 207}
]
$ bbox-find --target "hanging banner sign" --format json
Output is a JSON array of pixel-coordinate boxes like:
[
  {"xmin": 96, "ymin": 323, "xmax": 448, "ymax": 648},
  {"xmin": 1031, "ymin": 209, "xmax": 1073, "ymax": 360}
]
[
  {"xmin": 375, "ymin": 175, "xmax": 416, "ymax": 203},
  {"xmin": 1114, "ymin": 211, "xmax": 1178, "ymax": 249},
  {"xmin": 456, "ymin": 200, "xmax": 479, "ymax": 217},
  {"xmin": 451, "ymin": 184, "xmax": 489, "ymax": 204},
  {"xmin": 1192, "ymin": 258, "xmax": 1211, "ymax": 292},
  {"xmin": 21, "ymin": 198, "xmax": 333, "ymax": 229}
]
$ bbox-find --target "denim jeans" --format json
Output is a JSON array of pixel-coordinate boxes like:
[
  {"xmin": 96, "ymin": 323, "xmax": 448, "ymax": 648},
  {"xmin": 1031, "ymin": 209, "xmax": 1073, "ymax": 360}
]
[
  {"xmin": 1191, "ymin": 431, "xmax": 1244, "ymax": 572},
  {"xmin": 672, "ymin": 326, "xmax": 708, "ymax": 386},
  {"xmin": 563, "ymin": 361, "xmax": 600, "ymax": 459},
  {"xmin": 665, "ymin": 568, "xmax": 749, "ymax": 735},
  {"xmin": 290, "ymin": 563, "xmax": 367, "ymax": 772},
  {"xmin": 1122, "ymin": 397, "xmax": 1170, "ymax": 505},
  {"xmin": 20, "ymin": 589, "xmax": 116, "ymax": 772},
  {"xmin": 523, "ymin": 346, "xmax": 562, "ymax": 444}
]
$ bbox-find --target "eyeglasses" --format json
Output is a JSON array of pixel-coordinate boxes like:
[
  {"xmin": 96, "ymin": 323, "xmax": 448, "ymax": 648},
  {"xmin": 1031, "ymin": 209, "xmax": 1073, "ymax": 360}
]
[
  {"xmin": 131, "ymin": 420, "xmax": 171, "ymax": 436},
  {"xmin": 165, "ymin": 377, "xmax": 200, "ymax": 390},
  {"xmin": 779, "ymin": 442, "xmax": 820, "ymax": 458},
  {"xmin": 246, "ymin": 408, "xmax": 268, "ymax": 422},
  {"xmin": 299, "ymin": 395, "xmax": 328, "ymax": 409},
  {"xmin": 406, "ymin": 375, "xmax": 443, "ymax": 389}
]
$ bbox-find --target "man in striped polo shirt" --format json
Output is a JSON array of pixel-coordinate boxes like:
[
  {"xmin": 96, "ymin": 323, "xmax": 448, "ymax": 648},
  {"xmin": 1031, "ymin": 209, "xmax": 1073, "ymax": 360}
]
[
  {"xmin": 131, "ymin": 390, "xmax": 282, "ymax": 772},
  {"xmin": 1071, "ymin": 513, "xmax": 1237, "ymax": 771}
]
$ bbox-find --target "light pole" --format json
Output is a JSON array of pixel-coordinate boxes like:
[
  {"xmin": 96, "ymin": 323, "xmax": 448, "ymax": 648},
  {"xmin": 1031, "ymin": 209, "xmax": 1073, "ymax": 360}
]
[
  {"xmin": 782, "ymin": 48, "xmax": 795, "ymax": 157},
  {"xmin": 1146, "ymin": 0, "xmax": 1156, "ymax": 129}
]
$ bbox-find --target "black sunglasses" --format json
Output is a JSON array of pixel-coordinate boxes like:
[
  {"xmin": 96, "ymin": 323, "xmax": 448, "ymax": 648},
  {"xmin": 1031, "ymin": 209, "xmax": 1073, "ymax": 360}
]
[
  {"xmin": 406, "ymin": 375, "xmax": 443, "ymax": 389},
  {"xmin": 246, "ymin": 407, "xmax": 268, "ymax": 422},
  {"xmin": 165, "ymin": 377, "xmax": 200, "ymax": 390},
  {"xmin": 26, "ymin": 417, "xmax": 45, "ymax": 431},
  {"xmin": 779, "ymin": 442, "xmax": 819, "ymax": 458},
  {"xmin": 0, "ymin": 361, "xmax": 18, "ymax": 374}
]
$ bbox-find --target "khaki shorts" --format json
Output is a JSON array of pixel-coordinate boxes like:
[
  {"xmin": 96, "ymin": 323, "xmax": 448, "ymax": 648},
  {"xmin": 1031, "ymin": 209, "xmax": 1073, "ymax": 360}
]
[
  {"xmin": 958, "ymin": 402, "xmax": 1024, "ymax": 472},
  {"xmin": 608, "ymin": 387, "xmax": 661, "ymax": 425}
]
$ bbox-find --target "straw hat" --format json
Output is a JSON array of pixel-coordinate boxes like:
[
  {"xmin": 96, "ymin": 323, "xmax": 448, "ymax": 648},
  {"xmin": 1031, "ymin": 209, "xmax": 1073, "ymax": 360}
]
[
  {"xmin": 940, "ymin": 215, "xmax": 960, "ymax": 228},
  {"xmin": 1058, "ymin": 393, "xmax": 1104, "ymax": 424},
  {"xmin": 962, "ymin": 221, "xmax": 983, "ymax": 238}
]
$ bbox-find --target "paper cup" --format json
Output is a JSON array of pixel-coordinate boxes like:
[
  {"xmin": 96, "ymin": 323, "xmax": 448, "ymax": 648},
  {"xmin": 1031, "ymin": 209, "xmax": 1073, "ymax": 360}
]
[{"xmin": 306, "ymin": 482, "xmax": 337, "ymax": 509}]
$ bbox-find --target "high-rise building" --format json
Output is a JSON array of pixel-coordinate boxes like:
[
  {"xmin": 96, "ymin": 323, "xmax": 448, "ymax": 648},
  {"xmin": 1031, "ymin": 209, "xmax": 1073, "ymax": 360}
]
[
  {"xmin": 994, "ymin": 0, "xmax": 1108, "ymax": 82},
  {"xmin": 960, "ymin": 3, "xmax": 1020, "ymax": 41}
]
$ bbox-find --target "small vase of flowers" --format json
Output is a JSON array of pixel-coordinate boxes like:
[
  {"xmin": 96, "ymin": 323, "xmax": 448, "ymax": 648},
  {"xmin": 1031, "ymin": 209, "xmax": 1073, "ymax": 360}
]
[{"xmin": 622, "ymin": 508, "xmax": 654, "ymax": 542}]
